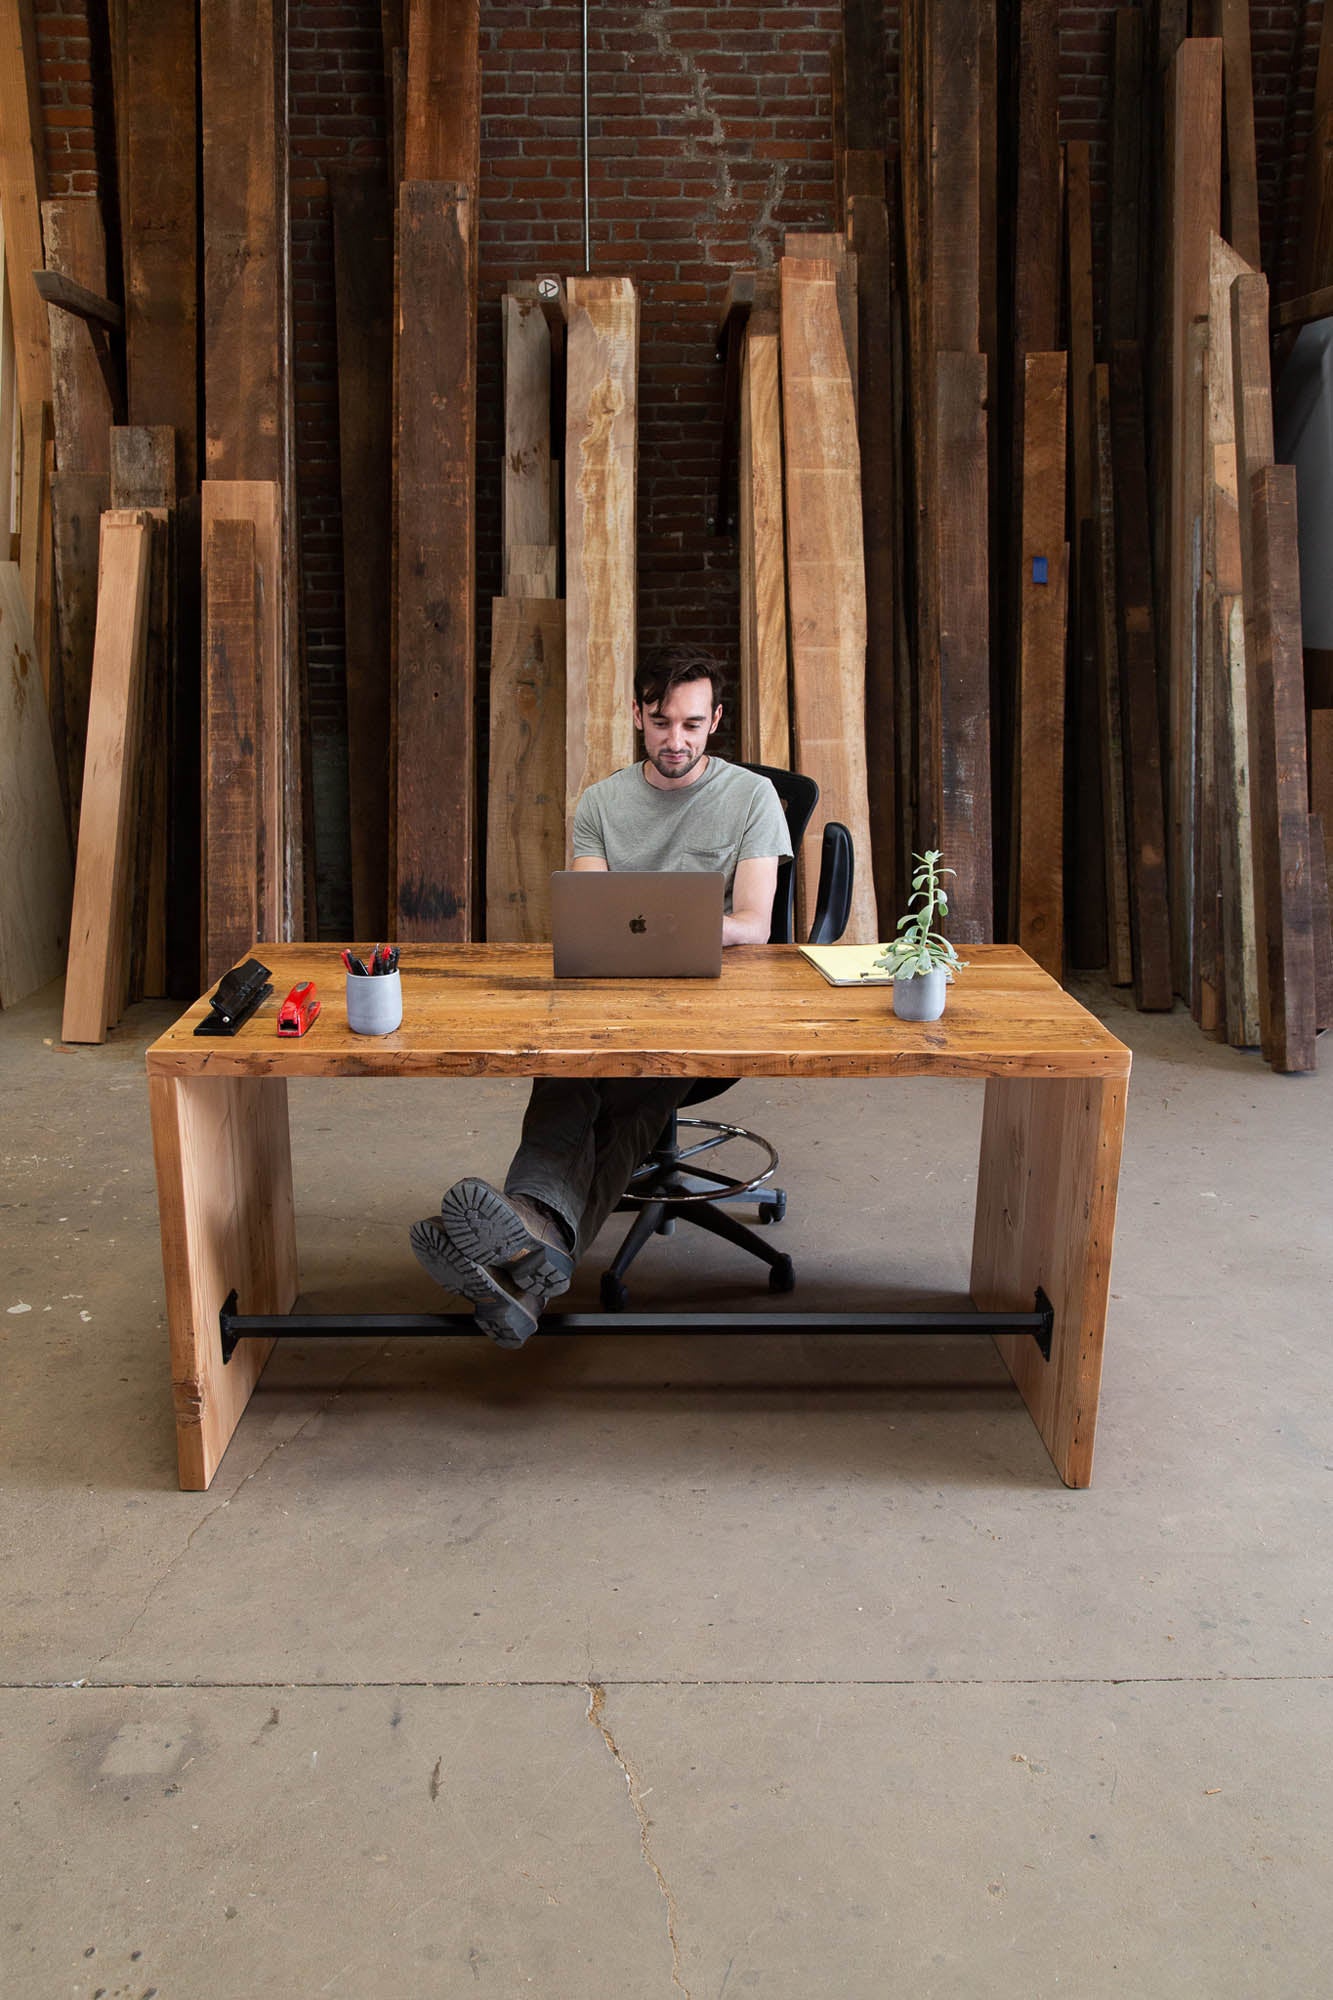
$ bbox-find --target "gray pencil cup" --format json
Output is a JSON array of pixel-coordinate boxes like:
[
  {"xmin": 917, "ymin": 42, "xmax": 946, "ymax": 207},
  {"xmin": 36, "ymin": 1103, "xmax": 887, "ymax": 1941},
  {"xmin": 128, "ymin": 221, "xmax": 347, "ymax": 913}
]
[{"xmin": 346, "ymin": 967, "xmax": 402, "ymax": 1036}]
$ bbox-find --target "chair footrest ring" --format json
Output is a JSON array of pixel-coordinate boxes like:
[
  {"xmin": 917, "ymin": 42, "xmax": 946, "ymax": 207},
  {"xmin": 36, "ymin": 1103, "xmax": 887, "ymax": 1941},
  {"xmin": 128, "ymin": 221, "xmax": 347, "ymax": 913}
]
[{"xmin": 621, "ymin": 1116, "xmax": 779, "ymax": 1205}]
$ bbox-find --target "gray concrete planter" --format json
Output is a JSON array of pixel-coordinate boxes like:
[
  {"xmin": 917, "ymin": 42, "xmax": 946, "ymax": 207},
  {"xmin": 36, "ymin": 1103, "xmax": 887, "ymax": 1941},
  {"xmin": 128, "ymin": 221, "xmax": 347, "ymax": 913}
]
[{"xmin": 891, "ymin": 966, "xmax": 948, "ymax": 1022}]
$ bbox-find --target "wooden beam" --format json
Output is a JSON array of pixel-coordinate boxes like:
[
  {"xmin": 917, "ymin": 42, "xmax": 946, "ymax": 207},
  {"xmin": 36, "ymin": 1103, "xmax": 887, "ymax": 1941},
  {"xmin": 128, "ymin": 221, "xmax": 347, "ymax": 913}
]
[
  {"xmin": 936, "ymin": 350, "xmax": 991, "ymax": 944},
  {"xmin": 485, "ymin": 597, "xmax": 566, "ymax": 943},
  {"xmin": 1013, "ymin": 352, "xmax": 1068, "ymax": 978},
  {"xmin": 1165, "ymin": 39, "xmax": 1223, "ymax": 998},
  {"xmin": 395, "ymin": 183, "xmax": 476, "ymax": 939},
  {"xmin": 0, "ymin": 0, "xmax": 51, "ymax": 414},
  {"xmin": 779, "ymin": 254, "xmax": 878, "ymax": 944},
  {"xmin": 564, "ymin": 273, "xmax": 638, "ymax": 838},
  {"xmin": 111, "ymin": 426, "xmax": 174, "ymax": 1002},
  {"xmin": 1092, "ymin": 365, "xmax": 1133, "ymax": 985},
  {"xmin": 1311, "ymin": 812, "xmax": 1333, "ymax": 1031},
  {"xmin": 1244, "ymin": 466, "xmax": 1317, "ymax": 1073},
  {"xmin": 1206, "ymin": 234, "xmax": 1261, "ymax": 1048},
  {"xmin": 1108, "ymin": 8, "xmax": 1146, "ymax": 347},
  {"xmin": 41, "ymin": 200, "xmax": 115, "ymax": 476},
  {"xmin": 201, "ymin": 481, "xmax": 283, "ymax": 944},
  {"xmin": 200, "ymin": 0, "xmax": 299, "ymax": 937},
  {"xmin": 502, "ymin": 286, "xmax": 553, "ymax": 587},
  {"xmin": 51, "ymin": 470, "xmax": 108, "ymax": 840},
  {"xmin": 849, "ymin": 182, "xmax": 901, "ymax": 932},
  {"xmin": 1294, "ymin": 0, "xmax": 1333, "ymax": 299},
  {"xmin": 62, "ymin": 511, "xmax": 152, "ymax": 1042},
  {"xmin": 1066, "ymin": 139, "xmax": 1104, "ymax": 972},
  {"xmin": 123, "ymin": 0, "xmax": 198, "ymax": 495},
  {"xmin": 31, "ymin": 269, "xmax": 122, "ymax": 332},
  {"xmin": 405, "ymin": 0, "xmax": 481, "ymax": 189},
  {"xmin": 330, "ymin": 166, "xmax": 393, "ymax": 941},
  {"xmin": 201, "ymin": 514, "xmax": 261, "ymax": 987},
  {"xmin": 1217, "ymin": 0, "xmax": 1261, "ymax": 270},
  {"xmin": 0, "ymin": 560, "xmax": 70, "ymax": 1007},
  {"xmin": 737, "ymin": 307, "xmax": 789, "ymax": 771}
]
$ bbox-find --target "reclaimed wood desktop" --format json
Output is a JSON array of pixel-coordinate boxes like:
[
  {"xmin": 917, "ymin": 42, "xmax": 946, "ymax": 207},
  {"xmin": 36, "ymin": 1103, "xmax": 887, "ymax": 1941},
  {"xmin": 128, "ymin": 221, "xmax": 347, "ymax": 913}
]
[{"xmin": 146, "ymin": 944, "xmax": 1130, "ymax": 1492}]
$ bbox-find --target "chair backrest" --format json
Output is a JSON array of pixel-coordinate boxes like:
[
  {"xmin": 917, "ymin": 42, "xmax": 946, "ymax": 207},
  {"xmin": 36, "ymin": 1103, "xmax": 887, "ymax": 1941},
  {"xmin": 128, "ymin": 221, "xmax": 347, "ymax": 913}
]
[
  {"xmin": 737, "ymin": 762, "xmax": 819, "ymax": 943},
  {"xmin": 737, "ymin": 762, "xmax": 853, "ymax": 946}
]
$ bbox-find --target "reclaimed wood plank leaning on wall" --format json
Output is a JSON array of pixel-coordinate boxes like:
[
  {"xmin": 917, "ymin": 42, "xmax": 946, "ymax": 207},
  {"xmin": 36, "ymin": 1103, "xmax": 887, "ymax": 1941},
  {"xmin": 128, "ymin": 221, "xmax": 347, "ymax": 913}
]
[
  {"xmin": 1012, "ymin": 351, "xmax": 1069, "ymax": 978},
  {"xmin": 201, "ymin": 0, "xmax": 300, "ymax": 939},
  {"xmin": 738, "ymin": 301, "xmax": 789, "ymax": 770},
  {"xmin": 330, "ymin": 165, "xmax": 393, "ymax": 941},
  {"xmin": 564, "ymin": 274, "xmax": 639, "ymax": 835},
  {"xmin": 201, "ymin": 513, "xmax": 261, "ymax": 987},
  {"xmin": 395, "ymin": 181, "xmax": 475, "ymax": 938},
  {"xmin": 110, "ymin": 425, "xmax": 174, "ymax": 1002},
  {"xmin": 200, "ymin": 480, "xmax": 282, "ymax": 949},
  {"xmin": 486, "ymin": 598, "xmax": 566, "ymax": 943},
  {"xmin": 62, "ymin": 512, "xmax": 151, "ymax": 1043},
  {"xmin": 0, "ymin": 560, "xmax": 71, "ymax": 1007},
  {"xmin": 779, "ymin": 253, "xmax": 879, "ymax": 945}
]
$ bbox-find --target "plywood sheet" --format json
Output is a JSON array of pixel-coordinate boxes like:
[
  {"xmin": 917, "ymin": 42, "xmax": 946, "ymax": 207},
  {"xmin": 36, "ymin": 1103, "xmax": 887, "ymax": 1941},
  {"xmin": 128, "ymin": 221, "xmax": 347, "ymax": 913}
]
[
  {"xmin": 486, "ymin": 597, "xmax": 565, "ymax": 942},
  {"xmin": 779, "ymin": 255, "xmax": 878, "ymax": 944},
  {"xmin": 564, "ymin": 275, "xmax": 638, "ymax": 830}
]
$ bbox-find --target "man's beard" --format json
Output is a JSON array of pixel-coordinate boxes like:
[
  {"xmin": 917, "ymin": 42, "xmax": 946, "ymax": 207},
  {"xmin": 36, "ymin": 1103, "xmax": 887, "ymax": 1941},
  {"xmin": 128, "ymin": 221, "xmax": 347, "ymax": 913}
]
[{"xmin": 646, "ymin": 743, "xmax": 706, "ymax": 782}]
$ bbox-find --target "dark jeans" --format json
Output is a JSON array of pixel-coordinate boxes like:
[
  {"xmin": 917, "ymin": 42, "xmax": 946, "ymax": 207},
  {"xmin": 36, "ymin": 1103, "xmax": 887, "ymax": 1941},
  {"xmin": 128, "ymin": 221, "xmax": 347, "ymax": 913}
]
[{"xmin": 504, "ymin": 1078, "xmax": 696, "ymax": 1261}]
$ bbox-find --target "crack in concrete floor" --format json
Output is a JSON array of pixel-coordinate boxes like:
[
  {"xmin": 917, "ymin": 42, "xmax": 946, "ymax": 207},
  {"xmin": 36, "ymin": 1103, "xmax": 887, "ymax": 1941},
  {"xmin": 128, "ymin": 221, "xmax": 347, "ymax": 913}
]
[{"xmin": 586, "ymin": 1680, "xmax": 692, "ymax": 1998}]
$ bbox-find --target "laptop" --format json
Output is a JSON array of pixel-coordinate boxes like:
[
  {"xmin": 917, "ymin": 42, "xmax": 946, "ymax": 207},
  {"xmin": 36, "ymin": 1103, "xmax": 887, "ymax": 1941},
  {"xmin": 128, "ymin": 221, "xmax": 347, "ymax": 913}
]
[{"xmin": 550, "ymin": 871, "xmax": 725, "ymax": 978}]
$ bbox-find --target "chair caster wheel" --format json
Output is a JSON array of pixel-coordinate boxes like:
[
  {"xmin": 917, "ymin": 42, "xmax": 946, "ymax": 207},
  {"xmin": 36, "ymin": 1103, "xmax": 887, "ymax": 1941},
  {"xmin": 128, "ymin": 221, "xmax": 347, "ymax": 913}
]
[
  {"xmin": 656, "ymin": 1216, "xmax": 677, "ymax": 1236},
  {"xmin": 758, "ymin": 1190, "xmax": 787, "ymax": 1225},
  {"xmin": 768, "ymin": 1256, "xmax": 795, "ymax": 1293},
  {"xmin": 600, "ymin": 1272, "xmax": 628, "ymax": 1312}
]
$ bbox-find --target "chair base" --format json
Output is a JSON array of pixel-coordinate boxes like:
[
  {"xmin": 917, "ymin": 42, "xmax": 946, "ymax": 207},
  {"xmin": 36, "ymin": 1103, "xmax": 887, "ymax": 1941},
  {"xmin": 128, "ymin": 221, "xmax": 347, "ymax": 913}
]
[{"xmin": 603, "ymin": 1117, "xmax": 795, "ymax": 1310}]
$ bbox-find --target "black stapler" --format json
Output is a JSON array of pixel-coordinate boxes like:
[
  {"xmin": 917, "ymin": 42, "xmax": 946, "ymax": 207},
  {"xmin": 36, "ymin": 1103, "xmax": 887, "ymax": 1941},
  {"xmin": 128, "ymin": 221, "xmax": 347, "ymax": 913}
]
[{"xmin": 194, "ymin": 957, "xmax": 273, "ymax": 1036}]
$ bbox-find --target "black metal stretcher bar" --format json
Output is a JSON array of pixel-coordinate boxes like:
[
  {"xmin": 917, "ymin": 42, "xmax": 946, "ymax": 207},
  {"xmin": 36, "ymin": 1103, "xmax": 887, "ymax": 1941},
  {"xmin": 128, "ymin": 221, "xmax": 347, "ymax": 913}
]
[{"xmin": 218, "ymin": 1289, "xmax": 1055, "ymax": 1366}]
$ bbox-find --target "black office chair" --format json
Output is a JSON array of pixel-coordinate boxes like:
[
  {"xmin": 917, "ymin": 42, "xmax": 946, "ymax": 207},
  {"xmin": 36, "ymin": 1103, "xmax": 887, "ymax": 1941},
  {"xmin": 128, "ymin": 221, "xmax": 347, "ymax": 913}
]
[{"xmin": 599, "ymin": 764, "xmax": 855, "ymax": 1309}]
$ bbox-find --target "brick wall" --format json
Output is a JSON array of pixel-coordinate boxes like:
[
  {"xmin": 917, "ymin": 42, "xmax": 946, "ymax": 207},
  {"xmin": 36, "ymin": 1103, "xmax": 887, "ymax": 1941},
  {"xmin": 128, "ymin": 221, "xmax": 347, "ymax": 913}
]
[{"xmin": 32, "ymin": 0, "xmax": 1328, "ymax": 933}]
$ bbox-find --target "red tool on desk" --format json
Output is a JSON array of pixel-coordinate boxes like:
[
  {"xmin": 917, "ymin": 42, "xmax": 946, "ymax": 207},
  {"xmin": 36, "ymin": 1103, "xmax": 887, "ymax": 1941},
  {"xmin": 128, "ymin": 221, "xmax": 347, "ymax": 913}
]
[{"xmin": 277, "ymin": 980, "xmax": 321, "ymax": 1036}]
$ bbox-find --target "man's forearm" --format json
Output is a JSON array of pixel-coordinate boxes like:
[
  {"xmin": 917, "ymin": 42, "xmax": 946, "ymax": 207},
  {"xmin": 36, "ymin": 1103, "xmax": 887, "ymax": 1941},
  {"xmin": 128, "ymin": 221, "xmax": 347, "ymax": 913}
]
[{"xmin": 722, "ymin": 908, "xmax": 773, "ymax": 947}]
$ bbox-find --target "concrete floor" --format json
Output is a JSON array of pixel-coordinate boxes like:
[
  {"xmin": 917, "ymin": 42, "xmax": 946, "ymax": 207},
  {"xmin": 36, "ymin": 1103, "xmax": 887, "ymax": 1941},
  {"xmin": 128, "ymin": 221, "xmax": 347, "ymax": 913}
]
[{"xmin": 2, "ymin": 974, "xmax": 1330, "ymax": 1999}]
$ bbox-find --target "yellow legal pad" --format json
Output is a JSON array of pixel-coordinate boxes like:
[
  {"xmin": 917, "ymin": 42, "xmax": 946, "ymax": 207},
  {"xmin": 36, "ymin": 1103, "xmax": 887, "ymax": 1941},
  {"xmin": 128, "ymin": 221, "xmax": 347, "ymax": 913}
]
[{"xmin": 797, "ymin": 942, "xmax": 898, "ymax": 986}]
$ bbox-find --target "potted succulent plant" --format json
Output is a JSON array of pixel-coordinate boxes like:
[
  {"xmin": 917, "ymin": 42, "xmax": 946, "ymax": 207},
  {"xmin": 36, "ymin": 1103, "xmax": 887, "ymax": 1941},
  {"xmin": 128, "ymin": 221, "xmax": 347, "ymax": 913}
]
[{"xmin": 867, "ymin": 850, "xmax": 966, "ymax": 1023}]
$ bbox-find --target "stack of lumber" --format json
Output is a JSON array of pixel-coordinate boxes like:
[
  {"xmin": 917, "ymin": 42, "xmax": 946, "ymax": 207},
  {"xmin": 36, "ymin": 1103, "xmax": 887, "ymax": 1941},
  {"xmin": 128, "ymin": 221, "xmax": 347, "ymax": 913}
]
[{"xmin": 707, "ymin": 0, "xmax": 1324, "ymax": 1075}]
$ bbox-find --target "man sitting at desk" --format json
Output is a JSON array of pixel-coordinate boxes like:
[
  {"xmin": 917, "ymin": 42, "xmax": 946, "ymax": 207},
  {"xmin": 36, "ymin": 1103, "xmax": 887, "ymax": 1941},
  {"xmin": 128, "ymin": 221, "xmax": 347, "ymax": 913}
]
[{"xmin": 410, "ymin": 644, "xmax": 792, "ymax": 1346}]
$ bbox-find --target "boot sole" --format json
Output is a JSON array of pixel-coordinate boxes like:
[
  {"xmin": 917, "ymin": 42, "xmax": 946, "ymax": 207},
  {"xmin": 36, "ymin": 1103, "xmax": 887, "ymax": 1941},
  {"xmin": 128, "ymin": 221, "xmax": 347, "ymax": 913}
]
[
  {"xmin": 438, "ymin": 1177, "xmax": 575, "ymax": 1301},
  {"xmin": 408, "ymin": 1216, "xmax": 537, "ymax": 1349}
]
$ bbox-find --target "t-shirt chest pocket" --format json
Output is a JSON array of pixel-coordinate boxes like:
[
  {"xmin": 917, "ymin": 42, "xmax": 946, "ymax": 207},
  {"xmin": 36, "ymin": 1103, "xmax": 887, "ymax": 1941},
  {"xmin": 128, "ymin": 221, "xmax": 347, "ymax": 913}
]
[{"xmin": 680, "ymin": 844, "xmax": 732, "ymax": 872}]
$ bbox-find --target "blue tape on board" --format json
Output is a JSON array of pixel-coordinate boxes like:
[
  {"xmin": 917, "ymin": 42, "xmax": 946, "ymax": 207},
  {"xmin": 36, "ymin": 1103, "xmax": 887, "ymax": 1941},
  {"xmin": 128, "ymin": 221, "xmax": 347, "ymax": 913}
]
[{"xmin": 1032, "ymin": 555, "xmax": 1049, "ymax": 585}]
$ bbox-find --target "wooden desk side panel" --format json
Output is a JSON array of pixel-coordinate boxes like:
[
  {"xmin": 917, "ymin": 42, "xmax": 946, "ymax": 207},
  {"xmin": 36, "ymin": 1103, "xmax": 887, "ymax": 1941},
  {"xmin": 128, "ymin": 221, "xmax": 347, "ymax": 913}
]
[
  {"xmin": 971, "ymin": 1072, "xmax": 1127, "ymax": 1487},
  {"xmin": 150, "ymin": 1073, "xmax": 298, "ymax": 1489}
]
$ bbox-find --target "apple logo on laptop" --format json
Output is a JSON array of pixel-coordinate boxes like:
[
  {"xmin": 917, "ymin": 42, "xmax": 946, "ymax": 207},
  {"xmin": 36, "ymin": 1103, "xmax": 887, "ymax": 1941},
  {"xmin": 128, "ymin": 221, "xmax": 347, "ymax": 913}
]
[{"xmin": 629, "ymin": 914, "xmax": 647, "ymax": 934}]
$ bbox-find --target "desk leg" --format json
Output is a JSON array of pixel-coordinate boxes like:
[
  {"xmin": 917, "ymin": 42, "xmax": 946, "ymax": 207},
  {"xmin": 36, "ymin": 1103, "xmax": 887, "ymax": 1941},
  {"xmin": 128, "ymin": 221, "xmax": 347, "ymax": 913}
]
[
  {"xmin": 971, "ymin": 1074, "xmax": 1127, "ymax": 1487},
  {"xmin": 150, "ymin": 1074, "xmax": 299, "ymax": 1490}
]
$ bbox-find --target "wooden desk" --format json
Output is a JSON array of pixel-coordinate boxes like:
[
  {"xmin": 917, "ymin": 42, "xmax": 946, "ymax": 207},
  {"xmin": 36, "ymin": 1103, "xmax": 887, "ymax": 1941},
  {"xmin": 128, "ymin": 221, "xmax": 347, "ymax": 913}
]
[{"xmin": 147, "ymin": 944, "xmax": 1130, "ymax": 1491}]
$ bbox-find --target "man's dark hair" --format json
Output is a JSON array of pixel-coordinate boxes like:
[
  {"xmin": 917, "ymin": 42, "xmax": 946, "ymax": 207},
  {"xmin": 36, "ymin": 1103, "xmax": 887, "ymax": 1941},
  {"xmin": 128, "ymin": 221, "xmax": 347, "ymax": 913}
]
[{"xmin": 634, "ymin": 643, "xmax": 723, "ymax": 713}]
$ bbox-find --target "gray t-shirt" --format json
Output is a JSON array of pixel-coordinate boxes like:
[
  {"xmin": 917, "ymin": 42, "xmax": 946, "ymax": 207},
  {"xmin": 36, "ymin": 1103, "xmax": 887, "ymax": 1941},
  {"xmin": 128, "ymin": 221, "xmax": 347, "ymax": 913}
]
[{"xmin": 571, "ymin": 757, "xmax": 792, "ymax": 912}]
